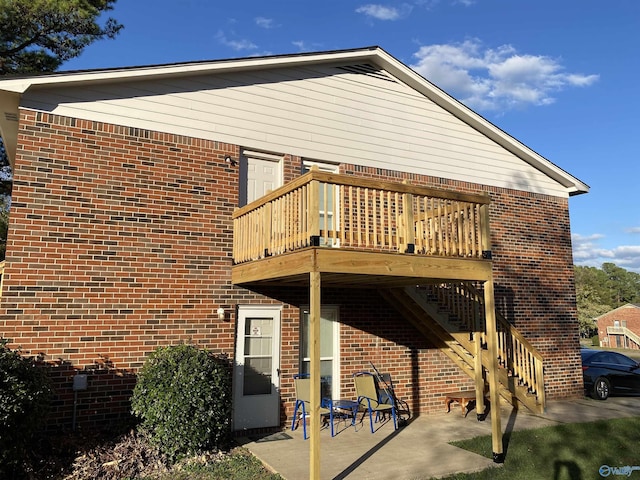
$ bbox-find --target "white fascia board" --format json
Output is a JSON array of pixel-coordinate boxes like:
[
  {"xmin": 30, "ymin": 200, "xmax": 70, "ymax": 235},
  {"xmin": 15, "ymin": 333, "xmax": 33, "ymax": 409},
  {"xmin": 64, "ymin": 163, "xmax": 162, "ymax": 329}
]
[{"xmin": 0, "ymin": 48, "xmax": 381, "ymax": 93}]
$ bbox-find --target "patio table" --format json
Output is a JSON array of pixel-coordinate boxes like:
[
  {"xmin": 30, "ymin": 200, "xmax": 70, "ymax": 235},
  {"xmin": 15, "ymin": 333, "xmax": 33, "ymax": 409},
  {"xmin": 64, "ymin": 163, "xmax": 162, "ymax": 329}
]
[{"xmin": 322, "ymin": 398, "xmax": 359, "ymax": 428}]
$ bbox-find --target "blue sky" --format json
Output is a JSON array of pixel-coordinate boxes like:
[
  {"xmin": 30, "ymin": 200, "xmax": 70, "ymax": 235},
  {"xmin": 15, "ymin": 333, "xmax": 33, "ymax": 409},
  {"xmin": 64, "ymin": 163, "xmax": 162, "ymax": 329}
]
[{"xmin": 62, "ymin": 0, "xmax": 640, "ymax": 272}]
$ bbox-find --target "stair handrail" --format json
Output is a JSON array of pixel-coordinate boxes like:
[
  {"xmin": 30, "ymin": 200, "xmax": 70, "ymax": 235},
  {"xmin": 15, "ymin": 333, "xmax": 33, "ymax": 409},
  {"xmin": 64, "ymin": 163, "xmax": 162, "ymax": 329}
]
[
  {"xmin": 429, "ymin": 281, "xmax": 545, "ymax": 407},
  {"xmin": 606, "ymin": 325, "xmax": 640, "ymax": 348}
]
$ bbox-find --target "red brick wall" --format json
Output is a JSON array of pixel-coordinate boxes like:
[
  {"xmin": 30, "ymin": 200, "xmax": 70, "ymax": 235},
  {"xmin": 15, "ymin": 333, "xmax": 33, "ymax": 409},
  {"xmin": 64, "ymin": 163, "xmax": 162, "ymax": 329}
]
[
  {"xmin": 1, "ymin": 111, "xmax": 275, "ymax": 430},
  {"xmin": 262, "ymin": 286, "xmax": 477, "ymax": 424},
  {"xmin": 597, "ymin": 305, "xmax": 640, "ymax": 349},
  {"xmin": 3, "ymin": 110, "xmax": 245, "ymax": 367},
  {"xmin": 1, "ymin": 110, "xmax": 582, "ymax": 431}
]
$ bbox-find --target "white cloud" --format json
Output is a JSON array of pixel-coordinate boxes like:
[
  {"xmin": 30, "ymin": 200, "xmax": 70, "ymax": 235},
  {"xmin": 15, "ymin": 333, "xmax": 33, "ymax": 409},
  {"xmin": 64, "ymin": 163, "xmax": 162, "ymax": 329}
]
[
  {"xmin": 410, "ymin": 39, "xmax": 599, "ymax": 111},
  {"xmin": 572, "ymin": 233, "xmax": 640, "ymax": 273},
  {"xmin": 292, "ymin": 40, "xmax": 312, "ymax": 52},
  {"xmin": 215, "ymin": 30, "xmax": 257, "ymax": 51},
  {"xmin": 356, "ymin": 4, "xmax": 412, "ymax": 20},
  {"xmin": 255, "ymin": 17, "xmax": 276, "ymax": 29}
]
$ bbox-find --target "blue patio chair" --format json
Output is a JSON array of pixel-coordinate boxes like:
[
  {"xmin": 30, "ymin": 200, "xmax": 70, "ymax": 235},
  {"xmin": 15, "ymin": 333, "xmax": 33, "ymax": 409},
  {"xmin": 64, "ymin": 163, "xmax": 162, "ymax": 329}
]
[
  {"xmin": 291, "ymin": 375, "xmax": 334, "ymax": 439},
  {"xmin": 354, "ymin": 371, "xmax": 397, "ymax": 433}
]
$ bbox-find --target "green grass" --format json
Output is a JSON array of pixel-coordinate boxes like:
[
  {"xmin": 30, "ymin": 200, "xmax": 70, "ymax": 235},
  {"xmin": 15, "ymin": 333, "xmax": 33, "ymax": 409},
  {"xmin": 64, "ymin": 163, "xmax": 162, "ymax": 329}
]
[
  {"xmin": 438, "ymin": 417, "xmax": 640, "ymax": 480},
  {"xmin": 153, "ymin": 448, "xmax": 283, "ymax": 480}
]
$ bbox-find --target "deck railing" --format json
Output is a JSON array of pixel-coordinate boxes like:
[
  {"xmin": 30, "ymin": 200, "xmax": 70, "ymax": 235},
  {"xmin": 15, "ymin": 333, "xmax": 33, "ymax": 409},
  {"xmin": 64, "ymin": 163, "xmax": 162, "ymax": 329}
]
[
  {"xmin": 427, "ymin": 282, "xmax": 545, "ymax": 406},
  {"xmin": 233, "ymin": 168, "xmax": 491, "ymax": 264},
  {"xmin": 607, "ymin": 326, "xmax": 640, "ymax": 347}
]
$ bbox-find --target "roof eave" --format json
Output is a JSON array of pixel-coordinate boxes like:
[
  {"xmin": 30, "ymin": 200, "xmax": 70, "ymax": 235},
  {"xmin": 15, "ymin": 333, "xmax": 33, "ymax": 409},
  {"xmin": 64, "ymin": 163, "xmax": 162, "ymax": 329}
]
[{"xmin": 0, "ymin": 47, "xmax": 384, "ymax": 92}]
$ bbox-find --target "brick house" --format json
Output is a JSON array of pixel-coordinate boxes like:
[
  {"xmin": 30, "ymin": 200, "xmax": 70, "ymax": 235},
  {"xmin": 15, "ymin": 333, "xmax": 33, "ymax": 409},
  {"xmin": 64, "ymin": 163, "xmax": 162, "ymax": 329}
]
[
  {"xmin": 0, "ymin": 47, "xmax": 587, "ymax": 461},
  {"xmin": 597, "ymin": 304, "xmax": 640, "ymax": 350}
]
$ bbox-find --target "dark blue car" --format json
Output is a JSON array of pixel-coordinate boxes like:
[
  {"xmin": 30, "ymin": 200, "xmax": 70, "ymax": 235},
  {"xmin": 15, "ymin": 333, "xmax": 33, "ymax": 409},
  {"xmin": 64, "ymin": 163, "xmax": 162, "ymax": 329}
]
[{"xmin": 581, "ymin": 348, "xmax": 640, "ymax": 400}]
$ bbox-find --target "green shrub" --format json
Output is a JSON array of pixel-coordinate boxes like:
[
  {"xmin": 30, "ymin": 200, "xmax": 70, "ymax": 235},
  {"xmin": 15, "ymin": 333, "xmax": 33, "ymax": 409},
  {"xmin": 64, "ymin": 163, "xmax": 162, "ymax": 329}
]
[
  {"xmin": 0, "ymin": 338, "xmax": 51, "ymax": 473},
  {"xmin": 131, "ymin": 343, "xmax": 232, "ymax": 461},
  {"xmin": 591, "ymin": 335, "xmax": 599, "ymax": 346}
]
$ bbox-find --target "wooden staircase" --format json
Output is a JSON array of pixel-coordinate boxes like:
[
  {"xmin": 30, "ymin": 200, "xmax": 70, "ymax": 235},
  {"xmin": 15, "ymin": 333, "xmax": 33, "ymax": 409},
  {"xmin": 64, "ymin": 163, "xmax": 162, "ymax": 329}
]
[{"xmin": 381, "ymin": 282, "xmax": 545, "ymax": 414}]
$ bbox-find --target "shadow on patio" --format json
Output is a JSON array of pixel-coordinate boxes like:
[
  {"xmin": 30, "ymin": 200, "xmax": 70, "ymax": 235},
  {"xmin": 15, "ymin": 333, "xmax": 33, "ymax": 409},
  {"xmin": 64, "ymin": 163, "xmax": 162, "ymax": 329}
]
[
  {"xmin": 238, "ymin": 397, "xmax": 640, "ymax": 480},
  {"xmin": 238, "ymin": 411, "xmax": 500, "ymax": 480}
]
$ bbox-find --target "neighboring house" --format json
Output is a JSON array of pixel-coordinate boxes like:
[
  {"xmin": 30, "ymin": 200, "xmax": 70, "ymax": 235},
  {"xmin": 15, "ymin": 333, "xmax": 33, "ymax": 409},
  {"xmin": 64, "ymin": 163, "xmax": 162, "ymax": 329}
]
[
  {"xmin": 597, "ymin": 304, "xmax": 640, "ymax": 350},
  {"xmin": 0, "ymin": 47, "xmax": 587, "ymax": 460}
]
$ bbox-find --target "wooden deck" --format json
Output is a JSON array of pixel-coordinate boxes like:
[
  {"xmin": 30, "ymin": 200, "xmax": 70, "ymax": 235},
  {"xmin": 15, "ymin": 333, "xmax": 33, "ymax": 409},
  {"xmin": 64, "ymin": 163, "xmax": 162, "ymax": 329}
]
[
  {"xmin": 231, "ymin": 168, "xmax": 507, "ymax": 478},
  {"xmin": 233, "ymin": 168, "xmax": 491, "ymax": 264}
]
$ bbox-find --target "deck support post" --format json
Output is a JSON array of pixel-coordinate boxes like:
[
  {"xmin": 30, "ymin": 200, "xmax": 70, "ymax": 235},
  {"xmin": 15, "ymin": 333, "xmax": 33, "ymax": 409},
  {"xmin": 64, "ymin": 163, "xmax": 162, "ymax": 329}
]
[
  {"xmin": 309, "ymin": 270, "xmax": 322, "ymax": 480},
  {"xmin": 309, "ymin": 166, "xmax": 320, "ymax": 244},
  {"xmin": 401, "ymin": 182, "xmax": 415, "ymax": 253},
  {"xmin": 474, "ymin": 329, "xmax": 485, "ymax": 420},
  {"xmin": 484, "ymin": 276, "xmax": 504, "ymax": 462},
  {"xmin": 479, "ymin": 202, "xmax": 503, "ymax": 461}
]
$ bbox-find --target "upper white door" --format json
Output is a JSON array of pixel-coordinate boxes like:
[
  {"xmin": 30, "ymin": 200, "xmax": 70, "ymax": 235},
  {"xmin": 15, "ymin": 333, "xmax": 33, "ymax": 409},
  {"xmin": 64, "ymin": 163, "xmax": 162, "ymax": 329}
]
[
  {"xmin": 233, "ymin": 305, "xmax": 282, "ymax": 430},
  {"xmin": 241, "ymin": 149, "xmax": 283, "ymax": 205}
]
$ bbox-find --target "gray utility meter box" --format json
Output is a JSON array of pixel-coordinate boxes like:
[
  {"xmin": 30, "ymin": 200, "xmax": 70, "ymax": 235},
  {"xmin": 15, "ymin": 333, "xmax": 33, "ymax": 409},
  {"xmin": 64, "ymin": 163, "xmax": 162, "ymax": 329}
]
[{"xmin": 73, "ymin": 374, "xmax": 88, "ymax": 391}]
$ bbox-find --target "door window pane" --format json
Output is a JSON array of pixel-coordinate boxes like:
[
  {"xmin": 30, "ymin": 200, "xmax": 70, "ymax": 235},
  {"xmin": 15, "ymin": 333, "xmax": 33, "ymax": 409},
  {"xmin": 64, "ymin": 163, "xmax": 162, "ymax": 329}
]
[{"xmin": 243, "ymin": 317, "xmax": 273, "ymax": 396}]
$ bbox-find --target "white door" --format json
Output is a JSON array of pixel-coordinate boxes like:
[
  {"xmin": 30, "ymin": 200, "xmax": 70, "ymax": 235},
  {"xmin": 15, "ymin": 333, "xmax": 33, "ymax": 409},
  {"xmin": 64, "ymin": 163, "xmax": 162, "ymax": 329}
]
[
  {"xmin": 233, "ymin": 305, "xmax": 282, "ymax": 430},
  {"xmin": 241, "ymin": 149, "xmax": 283, "ymax": 205},
  {"xmin": 300, "ymin": 306, "xmax": 340, "ymax": 400}
]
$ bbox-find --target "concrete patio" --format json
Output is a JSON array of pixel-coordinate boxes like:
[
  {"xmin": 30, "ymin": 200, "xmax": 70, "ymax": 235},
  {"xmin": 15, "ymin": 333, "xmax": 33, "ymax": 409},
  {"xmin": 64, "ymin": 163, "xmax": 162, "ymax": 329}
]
[{"xmin": 239, "ymin": 396, "xmax": 640, "ymax": 479}]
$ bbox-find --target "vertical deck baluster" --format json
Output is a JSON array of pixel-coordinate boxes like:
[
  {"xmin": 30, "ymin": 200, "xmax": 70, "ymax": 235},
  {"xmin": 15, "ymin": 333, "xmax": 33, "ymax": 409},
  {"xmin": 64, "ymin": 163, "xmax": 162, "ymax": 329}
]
[
  {"xmin": 386, "ymin": 191, "xmax": 392, "ymax": 250},
  {"xmin": 285, "ymin": 193, "xmax": 291, "ymax": 252},
  {"xmin": 339, "ymin": 185, "xmax": 345, "ymax": 246},
  {"xmin": 456, "ymin": 201, "xmax": 463, "ymax": 256},
  {"xmin": 355, "ymin": 187, "xmax": 362, "ymax": 246},
  {"xmin": 462, "ymin": 203, "xmax": 469, "ymax": 257},
  {"xmin": 295, "ymin": 188, "xmax": 302, "ymax": 249},
  {"xmin": 364, "ymin": 188, "xmax": 370, "ymax": 247},
  {"xmin": 372, "ymin": 189, "xmax": 378, "ymax": 247},
  {"xmin": 302, "ymin": 184, "xmax": 308, "ymax": 247},
  {"xmin": 348, "ymin": 185, "xmax": 355, "ymax": 246},
  {"xmin": 377, "ymin": 190, "xmax": 384, "ymax": 249}
]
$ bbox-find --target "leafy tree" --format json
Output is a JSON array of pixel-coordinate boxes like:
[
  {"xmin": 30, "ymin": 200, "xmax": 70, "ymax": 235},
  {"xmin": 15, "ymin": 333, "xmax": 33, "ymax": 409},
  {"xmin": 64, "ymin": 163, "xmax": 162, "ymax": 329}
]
[
  {"xmin": 575, "ymin": 282, "xmax": 610, "ymax": 337},
  {"xmin": 0, "ymin": 0, "xmax": 123, "ymax": 75},
  {"xmin": 0, "ymin": 0, "xmax": 123, "ymax": 259},
  {"xmin": 601, "ymin": 262, "xmax": 640, "ymax": 305},
  {"xmin": 0, "ymin": 196, "xmax": 8, "ymax": 260},
  {"xmin": 0, "ymin": 136, "xmax": 8, "ymax": 198},
  {"xmin": 574, "ymin": 264, "xmax": 640, "ymax": 337}
]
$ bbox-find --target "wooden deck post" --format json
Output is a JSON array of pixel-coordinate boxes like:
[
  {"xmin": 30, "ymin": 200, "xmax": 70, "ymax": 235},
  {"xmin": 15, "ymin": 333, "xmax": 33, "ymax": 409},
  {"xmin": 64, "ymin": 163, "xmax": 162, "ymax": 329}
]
[
  {"xmin": 309, "ymin": 270, "xmax": 321, "ymax": 479},
  {"xmin": 474, "ymin": 328, "xmax": 485, "ymax": 418},
  {"xmin": 484, "ymin": 276, "xmax": 504, "ymax": 462},
  {"xmin": 479, "ymin": 202, "xmax": 503, "ymax": 462},
  {"xmin": 309, "ymin": 166, "xmax": 320, "ymax": 246},
  {"xmin": 263, "ymin": 202, "xmax": 272, "ymax": 258},
  {"xmin": 401, "ymin": 181, "xmax": 415, "ymax": 253}
]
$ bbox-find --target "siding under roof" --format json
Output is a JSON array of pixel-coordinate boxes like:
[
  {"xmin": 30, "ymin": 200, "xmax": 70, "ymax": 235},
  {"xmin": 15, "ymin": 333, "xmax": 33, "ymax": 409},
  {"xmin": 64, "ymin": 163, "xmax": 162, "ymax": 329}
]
[{"xmin": 0, "ymin": 46, "xmax": 589, "ymax": 197}]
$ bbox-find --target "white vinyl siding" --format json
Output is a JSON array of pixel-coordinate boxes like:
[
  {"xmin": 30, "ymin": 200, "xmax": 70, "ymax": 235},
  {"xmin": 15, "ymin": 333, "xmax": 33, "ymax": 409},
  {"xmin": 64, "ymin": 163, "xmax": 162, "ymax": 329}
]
[{"xmin": 22, "ymin": 64, "xmax": 566, "ymax": 196}]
